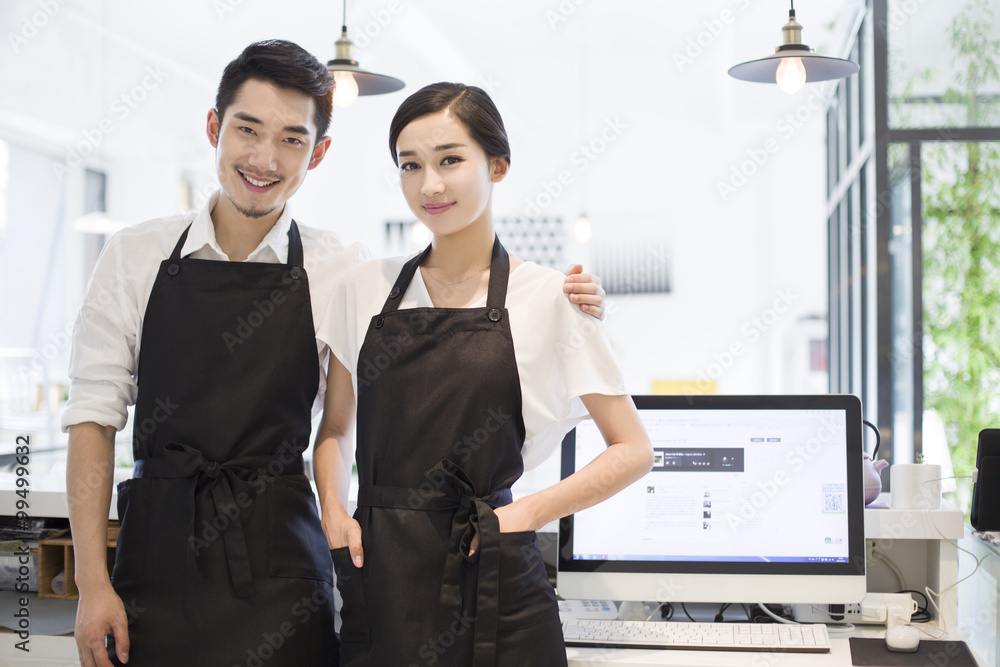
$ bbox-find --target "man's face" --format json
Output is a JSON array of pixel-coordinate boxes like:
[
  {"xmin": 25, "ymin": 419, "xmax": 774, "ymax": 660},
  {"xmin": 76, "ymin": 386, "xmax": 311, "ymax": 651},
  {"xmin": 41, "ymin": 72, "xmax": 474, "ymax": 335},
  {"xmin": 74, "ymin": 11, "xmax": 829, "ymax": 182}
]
[{"xmin": 207, "ymin": 78, "xmax": 329, "ymax": 222}]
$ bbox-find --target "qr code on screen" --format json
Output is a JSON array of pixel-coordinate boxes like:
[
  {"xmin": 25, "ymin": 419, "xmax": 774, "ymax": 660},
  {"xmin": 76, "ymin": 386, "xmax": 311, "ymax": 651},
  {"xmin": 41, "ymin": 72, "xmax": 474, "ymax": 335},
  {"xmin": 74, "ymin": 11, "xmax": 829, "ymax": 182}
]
[{"xmin": 823, "ymin": 493, "xmax": 844, "ymax": 513}]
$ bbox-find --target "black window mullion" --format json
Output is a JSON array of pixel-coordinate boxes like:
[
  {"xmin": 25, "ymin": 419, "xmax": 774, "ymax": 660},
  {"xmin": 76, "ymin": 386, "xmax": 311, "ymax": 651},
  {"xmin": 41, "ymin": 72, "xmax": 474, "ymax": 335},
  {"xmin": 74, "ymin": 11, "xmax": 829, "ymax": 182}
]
[{"xmin": 910, "ymin": 140, "xmax": 924, "ymax": 459}]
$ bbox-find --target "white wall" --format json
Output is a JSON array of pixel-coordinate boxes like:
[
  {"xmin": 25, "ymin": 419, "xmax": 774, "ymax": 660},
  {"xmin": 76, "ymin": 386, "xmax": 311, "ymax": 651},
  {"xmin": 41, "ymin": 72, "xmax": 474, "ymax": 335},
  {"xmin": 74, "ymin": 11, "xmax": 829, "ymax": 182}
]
[{"xmin": 0, "ymin": 1, "xmax": 863, "ymax": 452}]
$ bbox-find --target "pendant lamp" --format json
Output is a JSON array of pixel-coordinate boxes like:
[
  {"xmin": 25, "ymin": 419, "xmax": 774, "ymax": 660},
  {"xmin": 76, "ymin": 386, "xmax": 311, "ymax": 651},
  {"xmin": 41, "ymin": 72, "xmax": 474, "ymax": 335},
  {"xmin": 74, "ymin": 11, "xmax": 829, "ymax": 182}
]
[
  {"xmin": 728, "ymin": 1, "xmax": 859, "ymax": 94},
  {"xmin": 326, "ymin": 0, "xmax": 405, "ymax": 108}
]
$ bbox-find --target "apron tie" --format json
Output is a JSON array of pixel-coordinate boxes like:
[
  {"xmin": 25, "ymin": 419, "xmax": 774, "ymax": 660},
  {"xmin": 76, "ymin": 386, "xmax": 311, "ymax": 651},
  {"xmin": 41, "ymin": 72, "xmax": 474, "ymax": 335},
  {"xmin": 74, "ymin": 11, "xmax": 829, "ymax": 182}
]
[
  {"xmin": 134, "ymin": 442, "xmax": 305, "ymax": 600},
  {"xmin": 357, "ymin": 458, "xmax": 511, "ymax": 667}
]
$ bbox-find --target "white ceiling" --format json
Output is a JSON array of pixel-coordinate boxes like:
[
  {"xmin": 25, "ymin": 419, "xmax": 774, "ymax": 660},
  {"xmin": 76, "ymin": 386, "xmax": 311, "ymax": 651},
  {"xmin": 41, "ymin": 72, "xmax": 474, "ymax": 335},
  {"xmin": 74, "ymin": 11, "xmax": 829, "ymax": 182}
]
[{"xmin": 1, "ymin": 0, "xmax": 860, "ymax": 165}]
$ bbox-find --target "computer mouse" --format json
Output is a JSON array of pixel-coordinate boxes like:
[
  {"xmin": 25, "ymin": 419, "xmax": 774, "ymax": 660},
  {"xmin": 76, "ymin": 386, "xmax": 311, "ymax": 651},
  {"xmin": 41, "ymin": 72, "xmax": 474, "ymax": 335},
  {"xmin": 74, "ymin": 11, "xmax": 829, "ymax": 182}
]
[{"xmin": 885, "ymin": 625, "xmax": 920, "ymax": 652}]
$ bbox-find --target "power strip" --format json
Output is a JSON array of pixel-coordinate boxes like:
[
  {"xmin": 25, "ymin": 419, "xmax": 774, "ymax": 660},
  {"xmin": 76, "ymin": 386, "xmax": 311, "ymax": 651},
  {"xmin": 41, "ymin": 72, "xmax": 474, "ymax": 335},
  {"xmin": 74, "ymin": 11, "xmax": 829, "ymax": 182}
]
[{"xmin": 791, "ymin": 593, "xmax": 918, "ymax": 625}]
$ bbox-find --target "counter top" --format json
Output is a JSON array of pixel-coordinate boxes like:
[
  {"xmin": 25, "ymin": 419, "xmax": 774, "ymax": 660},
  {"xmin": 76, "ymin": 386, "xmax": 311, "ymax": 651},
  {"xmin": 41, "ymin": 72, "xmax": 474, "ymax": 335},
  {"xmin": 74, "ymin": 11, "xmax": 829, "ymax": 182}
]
[
  {"xmin": 863, "ymin": 493, "xmax": 964, "ymax": 540},
  {"xmin": 0, "ymin": 468, "xmax": 125, "ymax": 521}
]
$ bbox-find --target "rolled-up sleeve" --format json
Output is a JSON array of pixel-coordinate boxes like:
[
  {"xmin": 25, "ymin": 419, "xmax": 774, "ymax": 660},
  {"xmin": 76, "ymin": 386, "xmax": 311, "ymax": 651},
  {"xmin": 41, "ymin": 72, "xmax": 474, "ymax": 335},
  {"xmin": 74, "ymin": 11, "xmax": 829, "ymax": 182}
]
[{"xmin": 61, "ymin": 233, "xmax": 141, "ymax": 432}]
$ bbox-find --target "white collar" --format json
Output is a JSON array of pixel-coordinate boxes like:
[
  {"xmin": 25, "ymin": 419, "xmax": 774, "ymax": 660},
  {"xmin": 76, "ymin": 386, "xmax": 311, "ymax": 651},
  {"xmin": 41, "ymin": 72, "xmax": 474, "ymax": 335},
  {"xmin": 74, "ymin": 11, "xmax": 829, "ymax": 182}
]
[{"xmin": 181, "ymin": 190, "xmax": 293, "ymax": 262}]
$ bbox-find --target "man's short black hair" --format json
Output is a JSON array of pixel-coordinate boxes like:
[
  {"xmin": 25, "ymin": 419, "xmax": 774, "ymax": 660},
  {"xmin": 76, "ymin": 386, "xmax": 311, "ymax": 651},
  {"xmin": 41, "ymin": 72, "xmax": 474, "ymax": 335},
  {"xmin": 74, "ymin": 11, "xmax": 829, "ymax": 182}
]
[{"xmin": 215, "ymin": 40, "xmax": 335, "ymax": 142}]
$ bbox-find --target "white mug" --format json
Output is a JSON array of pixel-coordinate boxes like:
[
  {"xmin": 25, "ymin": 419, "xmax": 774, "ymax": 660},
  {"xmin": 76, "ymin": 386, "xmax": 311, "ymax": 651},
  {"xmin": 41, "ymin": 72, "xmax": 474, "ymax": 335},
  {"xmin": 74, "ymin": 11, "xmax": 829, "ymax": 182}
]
[{"xmin": 890, "ymin": 464, "xmax": 942, "ymax": 509}]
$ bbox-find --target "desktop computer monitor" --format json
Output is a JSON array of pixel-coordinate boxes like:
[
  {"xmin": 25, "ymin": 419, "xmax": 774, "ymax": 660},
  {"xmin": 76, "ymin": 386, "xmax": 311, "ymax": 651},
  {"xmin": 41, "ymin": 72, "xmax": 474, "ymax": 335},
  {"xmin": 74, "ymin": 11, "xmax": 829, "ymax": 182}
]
[{"xmin": 557, "ymin": 394, "xmax": 867, "ymax": 605}]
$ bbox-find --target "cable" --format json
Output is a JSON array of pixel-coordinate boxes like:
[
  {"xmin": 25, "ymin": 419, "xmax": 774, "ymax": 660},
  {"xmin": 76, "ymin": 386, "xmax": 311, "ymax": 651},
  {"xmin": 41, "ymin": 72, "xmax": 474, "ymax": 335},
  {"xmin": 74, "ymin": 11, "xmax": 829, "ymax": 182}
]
[
  {"xmin": 754, "ymin": 603, "xmax": 798, "ymax": 625},
  {"xmin": 643, "ymin": 601, "xmax": 673, "ymax": 622},
  {"xmin": 924, "ymin": 550, "xmax": 989, "ymax": 637},
  {"xmin": 910, "ymin": 474, "xmax": 985, "ymax": 638},
  {"xmin": 662, "ymin": 602, "xmax": 804, "ymax": 625},
  {"xmin": 748, "ymin": 604, "xmax": 778, "ymax": 623},
  {"xmin": 897, "ymin": 589, "xmax": 931, "ymax": 623},
  {"xmin": 869, "ymin": 546, "xmax": 907, "ymax": 591},
  {"xmin": 917, "ymin": 474, "xmax": 970, "ymax": 509}
]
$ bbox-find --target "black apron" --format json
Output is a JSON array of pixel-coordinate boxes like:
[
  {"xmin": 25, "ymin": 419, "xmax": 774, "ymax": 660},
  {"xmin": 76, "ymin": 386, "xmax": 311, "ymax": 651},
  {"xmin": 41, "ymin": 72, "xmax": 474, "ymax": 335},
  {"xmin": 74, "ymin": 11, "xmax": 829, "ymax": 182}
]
[
  {"xmin": 335, "ymin": 238, "xmax": 567, "ymax": 667},
  {"xmin": 109, "ymin": 222, "xmax": 338, "ymax": 666}
]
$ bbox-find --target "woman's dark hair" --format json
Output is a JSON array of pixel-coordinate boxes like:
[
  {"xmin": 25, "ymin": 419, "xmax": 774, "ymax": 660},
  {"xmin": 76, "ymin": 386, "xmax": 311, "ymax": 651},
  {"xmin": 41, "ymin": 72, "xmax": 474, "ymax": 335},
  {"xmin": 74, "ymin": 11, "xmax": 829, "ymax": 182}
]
[
  {"xmin": 388, "ymin": 83, "xmax": 511, "ymax": 167},
  {"xmin": 215, "ymin": 40, "xmax": 335, "ymax": 142}
]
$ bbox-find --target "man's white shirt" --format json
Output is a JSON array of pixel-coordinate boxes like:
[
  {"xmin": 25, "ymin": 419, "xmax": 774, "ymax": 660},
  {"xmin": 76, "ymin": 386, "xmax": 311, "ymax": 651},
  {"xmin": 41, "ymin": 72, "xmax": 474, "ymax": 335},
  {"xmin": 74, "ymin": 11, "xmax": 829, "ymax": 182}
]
[{"xmin": 61, "ymin": 190, "xmax": 367, "ymax": 432}]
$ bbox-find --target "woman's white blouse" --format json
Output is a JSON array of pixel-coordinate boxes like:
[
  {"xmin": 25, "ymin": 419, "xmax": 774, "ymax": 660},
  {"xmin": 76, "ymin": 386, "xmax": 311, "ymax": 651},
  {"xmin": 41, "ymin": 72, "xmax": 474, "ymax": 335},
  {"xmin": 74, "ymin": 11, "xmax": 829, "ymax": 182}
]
[{"xmin": 318, "ymin": 256, "xmax": 627, "ymax": 471}]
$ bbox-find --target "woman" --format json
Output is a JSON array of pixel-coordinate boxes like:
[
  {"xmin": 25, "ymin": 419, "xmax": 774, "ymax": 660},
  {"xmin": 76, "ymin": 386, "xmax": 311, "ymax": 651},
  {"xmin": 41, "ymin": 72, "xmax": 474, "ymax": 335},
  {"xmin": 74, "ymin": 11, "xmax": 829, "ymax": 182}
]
[{"xmin": 314, "ymin": 83, "xmax": 653, "ymax": 666}]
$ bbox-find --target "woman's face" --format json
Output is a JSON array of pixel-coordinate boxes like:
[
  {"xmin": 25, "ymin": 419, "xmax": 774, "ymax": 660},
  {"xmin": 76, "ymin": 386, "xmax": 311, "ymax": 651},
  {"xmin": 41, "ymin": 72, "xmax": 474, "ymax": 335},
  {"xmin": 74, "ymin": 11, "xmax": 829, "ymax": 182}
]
[{"xmin": 396, "ymin": 108, "xmax": 506, "ymax": 237}]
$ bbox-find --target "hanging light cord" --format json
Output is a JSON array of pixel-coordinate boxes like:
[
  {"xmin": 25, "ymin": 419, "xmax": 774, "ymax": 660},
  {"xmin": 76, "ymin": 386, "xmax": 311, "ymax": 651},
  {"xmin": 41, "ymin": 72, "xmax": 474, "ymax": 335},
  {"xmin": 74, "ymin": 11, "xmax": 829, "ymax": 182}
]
[{"xmin": 341, "ymin": 0, "xmax": 347, "ymax": 32}]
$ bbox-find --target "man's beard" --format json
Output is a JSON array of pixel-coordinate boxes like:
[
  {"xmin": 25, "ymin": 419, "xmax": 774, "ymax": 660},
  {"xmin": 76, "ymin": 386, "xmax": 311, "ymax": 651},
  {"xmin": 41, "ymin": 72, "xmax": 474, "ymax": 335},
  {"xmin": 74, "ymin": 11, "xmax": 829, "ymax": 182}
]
[{"xmin": 226, "ymin": 191, "xmax": 278, "ymax": 220}]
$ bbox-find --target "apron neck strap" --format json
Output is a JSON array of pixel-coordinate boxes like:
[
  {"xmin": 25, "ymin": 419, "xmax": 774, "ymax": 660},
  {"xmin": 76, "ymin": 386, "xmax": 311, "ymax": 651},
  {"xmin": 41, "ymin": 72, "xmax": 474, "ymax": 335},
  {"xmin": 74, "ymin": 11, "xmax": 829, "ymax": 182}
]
[
  {"xmin": 485, "ymin": 236, "xmax": 509, "ymax": 309},
  {"xmin": 169, "ymin": 224, "xmax": 192, "ymax": 260},
  {"xmin": 380, "ymin": 236, "xmax": 509, "ymax": 313},
  {"xmin": 286, "ymin": 220, "xmax": 303, "ymax": 268},
  {"xmin": 168, "ymin": 220, "xmax": 304, "ymax": 267},
  {"xmin": 381, "ymin": 244, "xmax": 432, "ymax": 313}
]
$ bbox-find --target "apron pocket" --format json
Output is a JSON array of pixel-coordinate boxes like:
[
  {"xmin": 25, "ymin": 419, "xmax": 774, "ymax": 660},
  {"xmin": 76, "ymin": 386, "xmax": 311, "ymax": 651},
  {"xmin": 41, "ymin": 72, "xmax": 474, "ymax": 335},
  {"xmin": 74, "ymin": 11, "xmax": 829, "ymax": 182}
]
[
  {"xmin": 331, "ymin": 546, "xmax": 371, "ymax": 643},
  {"xmin": 111, "ymin": 479, "xmax": 148, "ymax": 584},
  {"xmin": 496, "ymin": 530, "xmax": 559, "ymax": 632},
  {"xmin": 266, "ymin": 477, "xmax": 334, "ymax": 584}
]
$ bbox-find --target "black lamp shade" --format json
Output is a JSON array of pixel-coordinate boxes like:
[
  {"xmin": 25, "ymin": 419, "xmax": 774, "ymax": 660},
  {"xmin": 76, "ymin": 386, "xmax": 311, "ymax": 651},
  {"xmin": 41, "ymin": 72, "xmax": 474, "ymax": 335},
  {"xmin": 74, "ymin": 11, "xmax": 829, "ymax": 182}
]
[
  {"xmin": 326, "ymin": 60, "xmax": 405, "ymax": 95},
  {"xmin": 729, "ymin": 50, "xmax": 859, "ymax": 84}
]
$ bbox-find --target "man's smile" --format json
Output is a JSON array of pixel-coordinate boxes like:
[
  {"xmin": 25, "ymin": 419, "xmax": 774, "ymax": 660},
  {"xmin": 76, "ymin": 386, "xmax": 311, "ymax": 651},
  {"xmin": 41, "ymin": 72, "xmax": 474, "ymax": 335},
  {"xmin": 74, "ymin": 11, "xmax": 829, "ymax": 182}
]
[{"xmin": 238, "ymin": 168, "xmax": 280, "ymax": 191}]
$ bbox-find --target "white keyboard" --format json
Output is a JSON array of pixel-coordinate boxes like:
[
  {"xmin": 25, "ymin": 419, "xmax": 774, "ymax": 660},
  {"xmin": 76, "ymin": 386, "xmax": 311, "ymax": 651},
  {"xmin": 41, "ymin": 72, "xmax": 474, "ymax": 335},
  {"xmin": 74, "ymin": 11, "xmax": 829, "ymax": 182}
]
[{"xmin": 562, "ymin": 619, "xmax": 831, "ymax": 652}]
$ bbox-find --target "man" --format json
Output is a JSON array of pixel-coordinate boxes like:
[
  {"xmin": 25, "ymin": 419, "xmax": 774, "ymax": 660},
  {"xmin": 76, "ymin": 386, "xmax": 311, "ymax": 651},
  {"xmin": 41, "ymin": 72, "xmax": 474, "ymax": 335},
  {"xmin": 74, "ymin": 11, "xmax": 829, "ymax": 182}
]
[{"xmin": 64, "ymin": 40, "xmax": 605, "ymax": 667}]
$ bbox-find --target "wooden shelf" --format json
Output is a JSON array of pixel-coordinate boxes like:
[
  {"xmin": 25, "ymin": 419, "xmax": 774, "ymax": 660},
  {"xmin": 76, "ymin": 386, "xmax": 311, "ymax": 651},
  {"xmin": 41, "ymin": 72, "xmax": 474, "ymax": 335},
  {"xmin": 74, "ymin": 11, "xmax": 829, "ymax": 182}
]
[{"xmin": 37, "ymin": 524, "xmax": 118, "ymax": 601}]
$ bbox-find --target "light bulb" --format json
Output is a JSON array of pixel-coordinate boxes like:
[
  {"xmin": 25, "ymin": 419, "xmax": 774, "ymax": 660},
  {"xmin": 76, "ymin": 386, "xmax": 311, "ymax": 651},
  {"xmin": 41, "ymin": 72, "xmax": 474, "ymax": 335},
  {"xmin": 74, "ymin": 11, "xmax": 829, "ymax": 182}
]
[
  {"xmin": 333, "ymin": 71, "xmax": 359, "ymax": 108},
  {"xmin": 574, "ymin": 215, "xmax": 592, "ymax": 243},
  {"xmin": 775, "ymin": 57, "xmax": 806, "ymax": 94}
]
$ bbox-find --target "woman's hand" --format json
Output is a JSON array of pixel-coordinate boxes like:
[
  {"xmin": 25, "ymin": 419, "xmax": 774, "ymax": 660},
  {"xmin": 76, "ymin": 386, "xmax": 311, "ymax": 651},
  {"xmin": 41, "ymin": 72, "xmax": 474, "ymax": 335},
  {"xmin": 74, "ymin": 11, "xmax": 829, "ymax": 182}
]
[
  {"xmin": 323, "ymin": 510, "xmax": 364, "ymax": 568},
  {"xmin": 468, "ymin": 502, "xmax": 535, "ymax": 556},
  {"xmin": 489, "ymin": 395, "xmax": 652, "ymax": 541}
]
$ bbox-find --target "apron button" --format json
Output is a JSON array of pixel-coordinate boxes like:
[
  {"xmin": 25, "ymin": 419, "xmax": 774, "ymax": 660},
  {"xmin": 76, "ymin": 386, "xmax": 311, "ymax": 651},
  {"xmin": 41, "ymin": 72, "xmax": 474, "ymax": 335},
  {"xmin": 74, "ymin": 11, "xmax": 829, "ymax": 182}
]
[
  {"xmin": 375, "ymin": 316, "xmax": 385, "ymax": 328},
  {"xmin": 289, "ymin": 267, "xmax": 303, "ymax": 280},
  {"xmin": 389, "ymin": 286, "xmax": 401, "ymax": 299},
  {"xmin": 167, "ymin": 264, "xmax": 180, "ymax": 276},
  {"xmin": 488, "ymin": 308, "xmax": 502, "ymax": 322}
]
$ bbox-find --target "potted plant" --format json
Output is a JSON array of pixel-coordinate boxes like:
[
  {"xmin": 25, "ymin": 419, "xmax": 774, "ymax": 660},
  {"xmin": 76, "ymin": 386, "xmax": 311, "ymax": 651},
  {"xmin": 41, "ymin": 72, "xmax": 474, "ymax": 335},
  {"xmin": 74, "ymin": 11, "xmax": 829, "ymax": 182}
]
[{"xmin": 890, "ymin": 453, "xmax": 942, "ymax": 510}]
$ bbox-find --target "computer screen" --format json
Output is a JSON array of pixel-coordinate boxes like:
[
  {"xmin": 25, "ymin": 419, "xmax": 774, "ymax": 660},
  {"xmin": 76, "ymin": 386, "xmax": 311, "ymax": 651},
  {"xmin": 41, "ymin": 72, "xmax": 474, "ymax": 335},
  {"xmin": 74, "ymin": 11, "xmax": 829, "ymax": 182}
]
[{"xmin": 557, "ymin": 394, "xmax": 867, "ymax": 604}]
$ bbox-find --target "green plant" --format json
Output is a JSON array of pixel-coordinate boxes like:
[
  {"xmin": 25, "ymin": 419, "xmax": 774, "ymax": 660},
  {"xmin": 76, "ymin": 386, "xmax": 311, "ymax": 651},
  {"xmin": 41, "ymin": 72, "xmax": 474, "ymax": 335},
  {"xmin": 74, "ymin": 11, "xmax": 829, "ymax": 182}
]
[{"xmin": 920, "ymin": 0, "xmax": 1000, "ymax": 512}]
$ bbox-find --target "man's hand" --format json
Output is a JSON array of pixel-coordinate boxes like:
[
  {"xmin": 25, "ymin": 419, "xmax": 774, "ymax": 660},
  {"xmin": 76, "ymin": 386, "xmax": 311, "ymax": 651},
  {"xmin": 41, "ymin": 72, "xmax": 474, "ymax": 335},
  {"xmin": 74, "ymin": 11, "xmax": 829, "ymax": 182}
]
[
  {"xmin": 75, "ymin": 582, "xmax": 129, "ymax": 666},
  {"xmin": 563, "ymin": 264, "xmax": 607, "ymax": 320}
]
